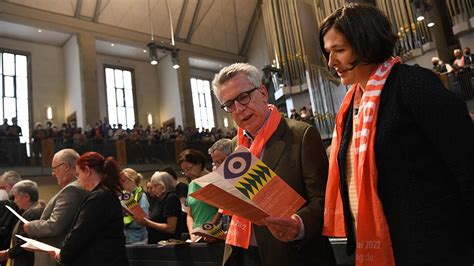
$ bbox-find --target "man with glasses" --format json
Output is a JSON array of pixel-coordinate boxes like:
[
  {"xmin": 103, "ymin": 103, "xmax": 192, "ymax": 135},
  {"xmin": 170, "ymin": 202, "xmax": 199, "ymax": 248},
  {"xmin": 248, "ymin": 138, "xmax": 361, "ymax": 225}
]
[
  {"xmin": 23, "ymin": 149, "xmax": 88, "ymax": 266},
  {"xmin": 212, "ymin": 63, "xmax": 335, "ymax": 266}
]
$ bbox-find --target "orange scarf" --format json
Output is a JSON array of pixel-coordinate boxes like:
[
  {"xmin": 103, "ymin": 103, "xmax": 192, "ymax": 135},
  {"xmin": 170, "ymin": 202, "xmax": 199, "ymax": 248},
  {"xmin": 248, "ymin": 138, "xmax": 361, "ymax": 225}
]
[
  {"xmin": 323, "ymin": 57, "xmax": 400, "ymax": 265},
  {"xmin": 225, "ymin": 104, "xmax": 282, "ymax": 248}
]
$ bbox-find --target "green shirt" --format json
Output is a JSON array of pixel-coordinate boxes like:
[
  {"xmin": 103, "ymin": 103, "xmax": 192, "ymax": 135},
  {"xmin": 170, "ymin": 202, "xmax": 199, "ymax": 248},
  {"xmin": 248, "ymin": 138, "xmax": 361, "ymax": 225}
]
[{"xmin": 187, "ymin": 181, "xmax": 217, "ymax": 228}]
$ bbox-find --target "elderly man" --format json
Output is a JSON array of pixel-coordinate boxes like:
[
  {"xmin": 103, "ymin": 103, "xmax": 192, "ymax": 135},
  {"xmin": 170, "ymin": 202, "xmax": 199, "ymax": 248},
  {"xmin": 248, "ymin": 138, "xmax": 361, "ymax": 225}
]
[
  {"xmin": 212, "ymin": 63, "xmax": 335, "ymax": 265},
  {"xmin": 0, "ymin": 171, "xmax": 22, "ymax": 266},
  {"xmin": 0, "ymin": 180, "xmax": 44, "ymax": 266},
  {"xmin": 208, "ymin": 138, "xmax": 232, "ymax": 171},
  {"xmin": 24, "ymin": 149, "xmax": 88, "ymax": 266}
]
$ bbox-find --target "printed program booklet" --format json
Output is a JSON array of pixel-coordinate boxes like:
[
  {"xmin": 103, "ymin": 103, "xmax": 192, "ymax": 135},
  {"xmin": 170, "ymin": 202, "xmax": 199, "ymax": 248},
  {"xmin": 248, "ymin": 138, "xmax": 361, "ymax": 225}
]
[{"xmin": 190, "ymin": 146, "xmax": 306, "ymax": 226}]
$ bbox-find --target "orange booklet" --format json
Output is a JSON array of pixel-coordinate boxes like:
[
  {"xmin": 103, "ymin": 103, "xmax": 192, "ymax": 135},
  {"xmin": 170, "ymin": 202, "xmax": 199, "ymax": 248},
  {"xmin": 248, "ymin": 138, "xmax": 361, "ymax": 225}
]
[
  {"xmin": 190, "ymin": 146, "xmax": 306, "ymax": 225},
  {"xmin": 121, "ymin": 197, "xmax": 146, "ymax": 220}
]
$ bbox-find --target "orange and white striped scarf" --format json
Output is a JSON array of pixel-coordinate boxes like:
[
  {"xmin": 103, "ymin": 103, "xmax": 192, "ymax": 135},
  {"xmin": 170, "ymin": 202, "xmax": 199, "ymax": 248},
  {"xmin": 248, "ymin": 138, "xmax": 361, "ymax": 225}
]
[
  {"xmin": 225, "ymin": 104, "xmax": 281, "ymax": 248},
  {"xmin": 323, "ymin": 57, "xmax": 400, "ymax": 265}
]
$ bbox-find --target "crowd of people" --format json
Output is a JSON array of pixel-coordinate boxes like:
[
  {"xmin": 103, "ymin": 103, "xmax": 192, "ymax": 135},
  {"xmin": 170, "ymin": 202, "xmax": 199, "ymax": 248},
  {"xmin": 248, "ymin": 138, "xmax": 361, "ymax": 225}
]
[
  {"xmin": 31, "ymin": 120, "xmax": 237, "ymax": 146},
  {"xmin": 431, "ymin": 46, "xmax": 474, "ymax": 100},
  {"xmin": 0, "ymin": 138, "xmax": 235, "ymax": 266},
  {"xmin": 0, "ymin": 3, "xmax": 472, "ymax": 266}
]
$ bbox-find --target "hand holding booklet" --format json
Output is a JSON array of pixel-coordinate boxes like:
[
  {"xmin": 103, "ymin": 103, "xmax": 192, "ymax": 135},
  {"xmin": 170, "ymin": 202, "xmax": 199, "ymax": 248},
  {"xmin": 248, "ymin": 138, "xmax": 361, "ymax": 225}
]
[
  {"xmin": 191, "ymin": 223, "xmax": 226, "ymax": 240},
  {"xmin": 190, "ymin": 146, "xmax": 306, "ymax": 226},
  {"xmin": 15, "ymin": 235, "xmax": 60, "ymax": 255},
  {"xmin": 121, "ymin": 195, "xmax": 146, "ymax": 220}
]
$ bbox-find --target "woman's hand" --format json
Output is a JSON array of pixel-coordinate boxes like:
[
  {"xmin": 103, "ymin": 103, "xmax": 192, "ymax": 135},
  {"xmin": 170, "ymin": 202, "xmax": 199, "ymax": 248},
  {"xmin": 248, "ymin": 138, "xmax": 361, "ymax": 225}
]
[{"xmin": 190, "ymin": 233, "xmax": 201, "ymax": 242}]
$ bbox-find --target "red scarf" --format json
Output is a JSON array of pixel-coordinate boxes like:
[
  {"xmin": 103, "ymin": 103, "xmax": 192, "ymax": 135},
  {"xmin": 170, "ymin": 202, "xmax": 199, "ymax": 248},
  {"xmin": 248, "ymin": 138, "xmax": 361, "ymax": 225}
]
[
  {"xmin": 323, "ymin": 57, "xmax": 400, "ymax": 265},
  {"xmin": 225, "ymin": 104, "xmax": 282, "ymax": 248}
]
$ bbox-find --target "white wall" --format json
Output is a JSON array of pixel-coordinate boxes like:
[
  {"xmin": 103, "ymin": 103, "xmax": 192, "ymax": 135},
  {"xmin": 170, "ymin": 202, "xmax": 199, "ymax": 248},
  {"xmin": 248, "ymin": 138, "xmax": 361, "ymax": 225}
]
[
  {"xmin": 96, "ymin": 54, "xmax": 161, "ymax": 128},
  {"xmin": 157, "ymin": 55, "xmax": 183, "ymax": 127},
  {"xmin": 291, "ymin": 91, "xmax": 312, "ymax": 113},
  {"xmin": 459, "ymin": 32, "xmax": 474, "ymax": 51},
  {"xmin": 0, "ymin": 37, "xmax": 66, "ymax": 128},
  {"xmin": 405, "ymin": 49, "xmax": 440, "ymax": 69},
  {"xmin": 246, "ymin": 16, "xmax": 271, "ymax": 70},
  {"xmin": 63, "ymin": 35, "xmax": 84, "ymax": 127}
]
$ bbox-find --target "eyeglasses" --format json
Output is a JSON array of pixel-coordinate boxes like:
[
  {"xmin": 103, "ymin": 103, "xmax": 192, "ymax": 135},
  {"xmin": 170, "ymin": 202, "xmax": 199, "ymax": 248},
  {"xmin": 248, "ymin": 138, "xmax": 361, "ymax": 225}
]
[
  {"xmin": 220, "ymin": 87, "xmax": 259, "ymax": 113},
  {"xmin": 51, "ymin": 163, "xmax": 65, "ymax": 170}
]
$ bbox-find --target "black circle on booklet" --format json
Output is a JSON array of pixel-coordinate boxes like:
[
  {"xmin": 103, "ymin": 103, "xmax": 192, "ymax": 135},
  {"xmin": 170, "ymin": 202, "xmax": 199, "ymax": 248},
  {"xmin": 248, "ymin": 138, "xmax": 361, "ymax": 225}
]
[
  {"xmin": 223, "ymin": 152, "xmax": 251, "ymax": 179},
  {"xmin": 202, "ymin": 223, "xmax": 213, "ymax": 230}
]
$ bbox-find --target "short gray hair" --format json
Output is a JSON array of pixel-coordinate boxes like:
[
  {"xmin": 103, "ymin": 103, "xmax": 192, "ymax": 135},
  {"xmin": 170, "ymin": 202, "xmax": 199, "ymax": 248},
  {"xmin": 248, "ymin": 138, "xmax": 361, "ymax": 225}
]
[
  {"xmin": 56, "ymin": 149, "xmax": 79, "ymax": 167},
  {"xmin": 11, "ymin": 180, "xmax": 39, "ymax": 203},
  {"xmin": 1, "ymin": 171, "xmax": 22, "ymax": 187},
  {"xmin": 208, "ymin": 138, "xmax": 233, "ymax": 156},
  {"xmin": 212, "ymin": 63, "xmax": 262, "ymax": 95},
  {"xmin": 150, "ymin": 172, "xmax": 175, "ymax": 193}
]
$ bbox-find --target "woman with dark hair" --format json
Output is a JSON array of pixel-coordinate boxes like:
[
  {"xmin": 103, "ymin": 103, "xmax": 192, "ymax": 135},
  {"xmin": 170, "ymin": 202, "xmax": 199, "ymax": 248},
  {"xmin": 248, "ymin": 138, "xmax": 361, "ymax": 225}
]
[
  {"xmin": 54, "ymin": 152, "xmax": 128, "ymax": 266},
  {"xmin": 320, "ymin": 3, "xmax": 473, "ymax": 266},
  {"xmin": 178, "ymin": 149, "xmax": 218, "ymax": 242}
]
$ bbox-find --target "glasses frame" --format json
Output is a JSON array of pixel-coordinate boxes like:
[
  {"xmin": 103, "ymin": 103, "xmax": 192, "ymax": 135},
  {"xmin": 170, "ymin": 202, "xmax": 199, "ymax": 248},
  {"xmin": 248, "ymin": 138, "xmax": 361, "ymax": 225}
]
[
  {"xmin": 220, "ymin": 87, "xmax": 259, "ymax": 113},
  {"xmin": 51, "ymin": 163, "xmax": 65, "ymax": 170},
  {"xmin": 181, "ymin": 163, "xmax": 195, "ymax": 175}
]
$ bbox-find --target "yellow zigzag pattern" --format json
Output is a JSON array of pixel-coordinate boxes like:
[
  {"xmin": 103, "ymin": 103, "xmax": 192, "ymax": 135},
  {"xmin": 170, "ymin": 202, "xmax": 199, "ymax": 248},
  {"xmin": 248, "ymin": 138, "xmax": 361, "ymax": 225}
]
[{"xmin": 234, "ymin": 161, "xmax": 276, "ymax": 199}]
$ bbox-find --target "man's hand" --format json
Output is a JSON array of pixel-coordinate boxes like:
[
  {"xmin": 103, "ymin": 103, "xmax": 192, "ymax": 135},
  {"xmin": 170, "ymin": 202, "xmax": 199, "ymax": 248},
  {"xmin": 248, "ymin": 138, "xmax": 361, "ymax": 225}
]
[{"xmin": 264, "ymin": 214, "xmax": 301, "ymax": 242}]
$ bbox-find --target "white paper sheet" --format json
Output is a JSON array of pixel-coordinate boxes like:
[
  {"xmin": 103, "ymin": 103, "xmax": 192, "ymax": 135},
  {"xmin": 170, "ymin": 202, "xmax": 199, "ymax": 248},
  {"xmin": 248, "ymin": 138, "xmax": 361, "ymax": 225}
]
[
  {"xmin": 16, "ymin": 235, "xmax": 60, "ymax": 254},
  {"xmin": 5, "ymin": 205, "xmax": 29, "ymax": 224}
]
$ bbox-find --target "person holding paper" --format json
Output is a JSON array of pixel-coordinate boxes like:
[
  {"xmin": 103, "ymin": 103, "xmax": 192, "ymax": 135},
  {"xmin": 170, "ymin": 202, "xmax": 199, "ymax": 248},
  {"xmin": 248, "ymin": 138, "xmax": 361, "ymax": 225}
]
[
  {"xmin": 178, "ymin": 149, "xmax": 219, "ymax": 242},
  {"xmin": 54, "ymin": 152, "xmax": 128, "ymax": 266},
  {"xmin": 143, "ymin": 172, "xmax": 183, "ymax": 243},
  {"xmin": 23, "ymin": 149, "xmax": 87, "ymax": 266},
  {"xmin": 0, "ymin": 180, "xmax": 44, "ymax": 266},
  {"xmin": 212, "ymin": 63, "xmax": 335, "ymax": 265},
  {"xmin": 120, "ymin": 168, "xmax": 149, "ymax": 244}
]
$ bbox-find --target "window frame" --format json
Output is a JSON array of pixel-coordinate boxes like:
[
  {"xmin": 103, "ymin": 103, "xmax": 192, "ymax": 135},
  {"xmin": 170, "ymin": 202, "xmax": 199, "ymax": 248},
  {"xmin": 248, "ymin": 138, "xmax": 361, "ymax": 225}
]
[
  {"xmin": 103, "ymin": 64, "xmax": 138, "ymax": 129},
  {"xmin": 189, "ymin": 76, "xmax": 217, "ymax": 131},
  {"xmin": 0, "ymin": 47, "xmax": 33, "ymax": 145}
]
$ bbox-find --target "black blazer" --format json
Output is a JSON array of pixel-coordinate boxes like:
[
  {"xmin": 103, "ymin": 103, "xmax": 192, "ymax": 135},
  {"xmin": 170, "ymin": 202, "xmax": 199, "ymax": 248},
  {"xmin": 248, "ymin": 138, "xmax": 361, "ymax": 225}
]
[
  {"xmin": 8, "ymin": 205, "xmax": 44, "ymax": 266},
  {"xmin": 60, "ymin": 185, "xmax": 128, "ymax": 266},
  {"xmin": 340, "ymin": 63, "xmax": 474, "ymax": 265}
]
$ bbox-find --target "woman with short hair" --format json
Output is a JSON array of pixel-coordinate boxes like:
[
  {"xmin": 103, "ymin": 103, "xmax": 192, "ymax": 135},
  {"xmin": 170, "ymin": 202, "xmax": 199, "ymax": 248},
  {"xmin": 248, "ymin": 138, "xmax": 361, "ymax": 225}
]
[
  {"xmin": 144, "ymin": 172, "xmax": 182, "ymax": 243},
  {"xmin": 320, "ymin": 3, "xmax": 473, "ymax": 265}
]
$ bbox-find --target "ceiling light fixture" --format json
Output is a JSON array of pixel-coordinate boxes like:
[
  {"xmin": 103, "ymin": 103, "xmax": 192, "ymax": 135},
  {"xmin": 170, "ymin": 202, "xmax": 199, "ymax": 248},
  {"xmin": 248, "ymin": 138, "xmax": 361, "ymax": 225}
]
[{"xmin": 146, "ymin": 0, "xmax": 180, "ymax": 69}]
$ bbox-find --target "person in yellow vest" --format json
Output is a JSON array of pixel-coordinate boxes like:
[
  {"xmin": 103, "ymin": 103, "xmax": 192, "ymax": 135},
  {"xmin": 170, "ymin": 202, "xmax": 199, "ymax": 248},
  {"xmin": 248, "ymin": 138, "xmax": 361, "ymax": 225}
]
[{"xmin": 120, "ymin": 168, "xmax": 149, "ymax": 244}]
